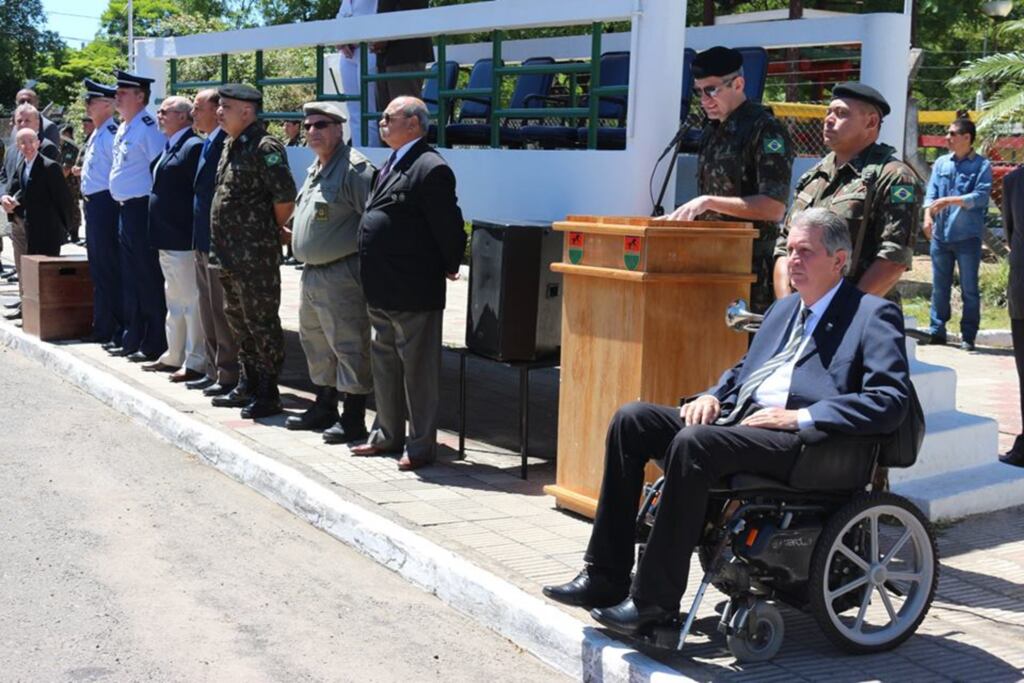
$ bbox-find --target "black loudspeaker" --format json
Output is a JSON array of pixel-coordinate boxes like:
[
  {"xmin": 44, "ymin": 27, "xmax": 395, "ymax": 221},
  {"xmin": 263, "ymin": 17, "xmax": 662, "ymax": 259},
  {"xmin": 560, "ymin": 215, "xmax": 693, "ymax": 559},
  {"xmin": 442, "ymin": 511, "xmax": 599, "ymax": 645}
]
[{"xmin": 466, "ymin": 219, "xmax": 563, "ymax": 361}]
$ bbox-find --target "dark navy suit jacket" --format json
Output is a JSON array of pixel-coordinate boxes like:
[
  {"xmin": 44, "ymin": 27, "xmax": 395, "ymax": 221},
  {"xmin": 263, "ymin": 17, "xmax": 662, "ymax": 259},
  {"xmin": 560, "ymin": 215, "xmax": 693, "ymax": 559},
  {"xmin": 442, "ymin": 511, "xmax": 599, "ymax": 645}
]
[
  {"xmin": 1003, "ymin": 166, "xmax": 1024, "ymax": 319},
  {"xmin": 149, "ymin": 130, "xmax": 202, "ymax": 250},
  {"xmin": 706, "ymin": 279, "xmax": 911, "ymax": 436},
  {"xmin": 192, "ymin": 129, "xmax": 226, "ymax": 254}
]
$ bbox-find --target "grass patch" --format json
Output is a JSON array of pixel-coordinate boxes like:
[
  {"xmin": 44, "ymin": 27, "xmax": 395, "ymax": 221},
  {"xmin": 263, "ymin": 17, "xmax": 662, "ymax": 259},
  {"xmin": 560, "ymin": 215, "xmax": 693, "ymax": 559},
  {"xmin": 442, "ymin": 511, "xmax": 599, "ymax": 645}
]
[{"xmin": 903, "ymin": 259, "xmax": 1012, "ymax": 331}]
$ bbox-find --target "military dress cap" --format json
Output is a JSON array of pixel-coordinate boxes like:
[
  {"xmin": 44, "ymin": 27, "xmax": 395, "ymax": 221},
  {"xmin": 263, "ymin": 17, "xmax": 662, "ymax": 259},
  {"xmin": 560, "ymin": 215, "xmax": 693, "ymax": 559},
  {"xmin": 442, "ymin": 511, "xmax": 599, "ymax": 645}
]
[
  {"xmin": 113, "ymin": 69, "xmax": 155, "ymax": 90},
  {"xmin": 831, "ymin": 82, "xmax": 891, "ymax": 117},
  {"xmin": 302, "ymin": 101, "xmax": 347, "ymax": 123},
  {"xmin": 83, "ymin": 77, "xmax": 117, "ymax": 100},
  {"xmin": 692, "ymin": 46, "xmax": 744, "ymax": 79},
  {"xmin": 218, "ymin": 83, "xmax": 263, "ymax": 103}
]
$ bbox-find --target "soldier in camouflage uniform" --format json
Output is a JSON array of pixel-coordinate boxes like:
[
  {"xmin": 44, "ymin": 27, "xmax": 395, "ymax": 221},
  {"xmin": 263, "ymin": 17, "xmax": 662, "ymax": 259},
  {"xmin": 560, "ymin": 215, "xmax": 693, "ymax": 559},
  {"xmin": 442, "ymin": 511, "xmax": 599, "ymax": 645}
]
[
  {"xmin": 774, "ymin": 83, "xmax": 922, "ymax": 300},
  {"xmin": 209, "ymin": 84, "xmax": 297, "ymax": 419},
  {"xmin": 663, "ymin": 46, "xmax": 794, "ymax": 313},
  {"xmin": 59, "ymin": 125, "xmax": 83, "ymax": 243}
]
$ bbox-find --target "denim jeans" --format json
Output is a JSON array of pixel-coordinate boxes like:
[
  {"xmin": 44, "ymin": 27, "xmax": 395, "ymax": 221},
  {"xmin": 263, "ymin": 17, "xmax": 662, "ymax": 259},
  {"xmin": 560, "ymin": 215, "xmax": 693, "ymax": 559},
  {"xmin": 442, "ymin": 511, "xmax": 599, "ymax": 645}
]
[{"xmin": 929, "ymin": 237, "xmax": 982, "ymax": 343}]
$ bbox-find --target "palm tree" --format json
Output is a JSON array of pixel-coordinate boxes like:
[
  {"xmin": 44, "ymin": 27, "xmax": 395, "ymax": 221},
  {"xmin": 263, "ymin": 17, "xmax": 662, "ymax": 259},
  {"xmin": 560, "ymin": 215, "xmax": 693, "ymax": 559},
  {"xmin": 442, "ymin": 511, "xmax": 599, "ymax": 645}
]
[{"xmin": 947, "ymin": 19, "xmax": 1024, "ymax": 139}]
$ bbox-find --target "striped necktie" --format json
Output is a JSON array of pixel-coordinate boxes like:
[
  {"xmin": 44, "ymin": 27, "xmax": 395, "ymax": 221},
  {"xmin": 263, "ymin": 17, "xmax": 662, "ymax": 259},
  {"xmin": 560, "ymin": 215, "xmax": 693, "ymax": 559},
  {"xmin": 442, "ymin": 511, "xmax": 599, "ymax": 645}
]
[{"xmin": 716, "ymin": 306, "xmax": 811, "ymax": 426}]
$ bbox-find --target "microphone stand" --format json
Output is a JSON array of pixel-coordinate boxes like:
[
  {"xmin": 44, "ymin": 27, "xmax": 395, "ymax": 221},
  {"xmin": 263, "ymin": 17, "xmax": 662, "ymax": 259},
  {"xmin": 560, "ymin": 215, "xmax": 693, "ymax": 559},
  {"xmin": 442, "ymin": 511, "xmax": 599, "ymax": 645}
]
[{"xmin": 650, "ymin": 116, "xmax": 701, "ymax": 217}]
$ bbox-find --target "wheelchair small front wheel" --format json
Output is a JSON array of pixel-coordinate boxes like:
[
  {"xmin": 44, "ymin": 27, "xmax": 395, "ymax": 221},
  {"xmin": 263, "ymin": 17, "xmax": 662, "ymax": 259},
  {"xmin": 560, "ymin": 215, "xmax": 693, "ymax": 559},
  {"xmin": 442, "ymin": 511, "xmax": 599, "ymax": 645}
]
[
  {"xmin": 726, "ymin": 601, "xmax": 785, "ymax": 662},
  {"xmin": 808, "ymin": 492, "xmax": 938, "ymax": 654}
]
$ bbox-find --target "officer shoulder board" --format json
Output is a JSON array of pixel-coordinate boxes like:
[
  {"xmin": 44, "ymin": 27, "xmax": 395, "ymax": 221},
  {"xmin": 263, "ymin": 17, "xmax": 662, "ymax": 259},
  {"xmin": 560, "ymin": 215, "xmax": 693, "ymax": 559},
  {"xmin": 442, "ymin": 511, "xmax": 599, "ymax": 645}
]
[
  {"xmin": 141, "ymin": 115, "xmax": 155, "ymax": 126},
  {"xmin": 107, "ymin": 124, "xmax": 118, "ymax": 134}
]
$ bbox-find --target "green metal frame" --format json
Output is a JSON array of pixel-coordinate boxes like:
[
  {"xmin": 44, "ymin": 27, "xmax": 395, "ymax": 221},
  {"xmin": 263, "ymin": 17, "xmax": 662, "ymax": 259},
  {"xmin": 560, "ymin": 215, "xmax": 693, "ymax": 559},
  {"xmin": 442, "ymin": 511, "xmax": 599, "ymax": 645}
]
[{"xmin": 165, "ymin": 23, "xmax": 629, "ymax": 146}]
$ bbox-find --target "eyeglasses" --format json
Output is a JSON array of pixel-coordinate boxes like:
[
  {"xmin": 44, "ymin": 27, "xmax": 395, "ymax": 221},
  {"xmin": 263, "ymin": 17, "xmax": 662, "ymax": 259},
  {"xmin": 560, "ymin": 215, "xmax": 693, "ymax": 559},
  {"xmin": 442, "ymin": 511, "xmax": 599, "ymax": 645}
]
[
  {"xmin": 380, "ymin": 112, "xmax": 411, "ymax": 124},
  {"xmin": 692, "ymin": 76, "xmax": 737, "ymax": 99},
  {"xmin": 303, "ymin": 120, "xmax": 336, "ymax": 131}
]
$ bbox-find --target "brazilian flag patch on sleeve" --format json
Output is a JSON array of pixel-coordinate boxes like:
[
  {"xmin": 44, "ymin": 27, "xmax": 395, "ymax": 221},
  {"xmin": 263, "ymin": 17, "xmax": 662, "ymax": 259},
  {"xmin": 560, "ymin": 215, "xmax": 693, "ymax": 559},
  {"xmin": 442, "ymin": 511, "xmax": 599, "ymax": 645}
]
[
  {"xmin": 264, "ymin": 151, "xmax": 283, "ymax": 167},
  {"xmin": 889, "ymin": 184, "xmax": 916, "ymax": 204},
  {"xmin": 763, "ymin": 136, "xmax": 785, "ymax": 154}
]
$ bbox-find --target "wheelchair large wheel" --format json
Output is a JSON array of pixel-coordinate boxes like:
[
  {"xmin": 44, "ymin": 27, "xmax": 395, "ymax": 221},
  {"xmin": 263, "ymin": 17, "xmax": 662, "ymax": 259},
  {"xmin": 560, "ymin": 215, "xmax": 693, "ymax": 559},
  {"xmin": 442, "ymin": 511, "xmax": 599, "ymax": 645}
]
[{"xmin": 808, "ymin": 492, "xmax": 938, "ymax": 654}]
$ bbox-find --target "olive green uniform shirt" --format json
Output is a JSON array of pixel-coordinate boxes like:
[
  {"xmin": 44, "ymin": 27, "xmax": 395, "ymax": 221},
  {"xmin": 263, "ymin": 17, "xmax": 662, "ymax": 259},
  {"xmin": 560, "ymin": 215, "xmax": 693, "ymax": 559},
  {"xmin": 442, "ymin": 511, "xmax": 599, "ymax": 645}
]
[
  {"xmin": 211, "ymin": 121, "xmax": 297, "ymax": 271},
  {"xmin": 697, "ymin": 100, "xmax": 794, "ymax": 312},
  {"xmin": 292, "ymin": 143, "xmax": 374, "ymax": 265},
  {"xmin": 775, "ymin": 142, "xmax": 921, "ymax": 284}
]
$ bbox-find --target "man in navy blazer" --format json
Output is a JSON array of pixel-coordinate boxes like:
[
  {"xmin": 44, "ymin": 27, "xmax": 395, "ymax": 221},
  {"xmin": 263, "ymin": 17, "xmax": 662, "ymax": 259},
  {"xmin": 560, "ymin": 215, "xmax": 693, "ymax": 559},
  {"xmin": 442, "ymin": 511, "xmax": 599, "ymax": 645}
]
[
  {"xmin": 185, "ymin": 88, "xmax": 239, "ymax": 397},
  {"xmin": 544, "ymin": 208, "xmax": 912, "ymax": 635},
  {"xmin": 143, "ymin": 96, "xmax": 206, "ymax": 381},
  {"xmin": 1002, "ymin": 166, "xmax": 1024, "ymax": 467}
]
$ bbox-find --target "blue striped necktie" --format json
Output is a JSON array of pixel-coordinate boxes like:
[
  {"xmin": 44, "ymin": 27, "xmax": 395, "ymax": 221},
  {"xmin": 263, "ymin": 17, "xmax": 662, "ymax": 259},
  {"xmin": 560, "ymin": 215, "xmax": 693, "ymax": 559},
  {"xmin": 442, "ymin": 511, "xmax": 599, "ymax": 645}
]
[{"xmin": 716, "ymin": 306, "xmax": 811, "ymax": 426}]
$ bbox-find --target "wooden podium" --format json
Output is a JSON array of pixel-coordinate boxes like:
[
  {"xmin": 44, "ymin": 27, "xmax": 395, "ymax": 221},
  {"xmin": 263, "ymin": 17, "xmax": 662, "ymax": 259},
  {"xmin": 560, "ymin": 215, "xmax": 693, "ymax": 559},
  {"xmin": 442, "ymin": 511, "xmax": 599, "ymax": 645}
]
[{"xmin": 543, "ymin": 216, "xmax": 756, "ymax": 518}]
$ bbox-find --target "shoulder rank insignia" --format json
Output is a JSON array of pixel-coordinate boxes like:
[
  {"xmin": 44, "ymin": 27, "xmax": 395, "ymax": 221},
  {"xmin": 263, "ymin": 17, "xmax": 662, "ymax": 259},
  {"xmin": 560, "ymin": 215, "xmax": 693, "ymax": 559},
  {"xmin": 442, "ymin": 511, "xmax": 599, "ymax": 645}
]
[
  {"xmin": 763, "ymin": 136, "xmax": 785, "ymax": 154},
  {"xmin": 889, "ymin": 184, "xmax": 916, "ymax": 204},
  {"xmin": 142, "ymin": 115, "xmax": 155, "ymax": 126},
  {"xmin": 264, "ymin": 151, "xmax": 282, "ymax": 167},
  {"xmin": 107, "ymin": 124, "xmax": 118, "ymax": 134}
]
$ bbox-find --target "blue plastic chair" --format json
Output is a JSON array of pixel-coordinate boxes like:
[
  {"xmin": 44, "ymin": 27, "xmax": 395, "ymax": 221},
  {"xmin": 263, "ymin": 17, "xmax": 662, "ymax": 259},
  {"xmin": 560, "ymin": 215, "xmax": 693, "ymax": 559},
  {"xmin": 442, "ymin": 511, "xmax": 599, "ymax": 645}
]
[
  {"xmin": 445, "ymin": 57, "xmax": 556, "ymax": 147},
  {"xmin": 520, "ymin": 51, "xmax": 631, "ymax": 149},
  {"xmin": 423, "ymin": 60, "xmax": 461, "ymax": 143}
]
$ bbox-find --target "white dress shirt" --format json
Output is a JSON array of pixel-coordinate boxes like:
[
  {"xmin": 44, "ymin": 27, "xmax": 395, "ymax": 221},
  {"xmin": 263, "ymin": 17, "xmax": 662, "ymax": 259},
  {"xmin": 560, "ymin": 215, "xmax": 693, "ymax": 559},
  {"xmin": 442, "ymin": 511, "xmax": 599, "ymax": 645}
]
[
  {"xmin": 81, "ymin": 116, "xmax": 119, "ymax": 196},
  {"xmin": 753, "ymin": 279, "xmax": 843, "ymax": 429},
  {"xmin": 109, "ymin": 109, "xmax": 165, "ymax": 201}
]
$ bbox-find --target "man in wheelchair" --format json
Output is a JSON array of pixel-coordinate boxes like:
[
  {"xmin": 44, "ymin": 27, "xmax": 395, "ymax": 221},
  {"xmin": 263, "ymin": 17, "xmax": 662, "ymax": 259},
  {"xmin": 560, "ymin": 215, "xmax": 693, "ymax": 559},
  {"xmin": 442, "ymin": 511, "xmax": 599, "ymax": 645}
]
[{"xmin": 544, "ymin": 208, "xmax": 914, "ymax": 640}]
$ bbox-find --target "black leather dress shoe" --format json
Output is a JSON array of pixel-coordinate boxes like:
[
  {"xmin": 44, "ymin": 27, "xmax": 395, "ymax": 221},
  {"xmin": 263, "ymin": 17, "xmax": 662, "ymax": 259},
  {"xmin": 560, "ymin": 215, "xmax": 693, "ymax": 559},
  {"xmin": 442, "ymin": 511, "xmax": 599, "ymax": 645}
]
[
  {"xmin": 916, "ymin": 332, "xmax": 947, "ymax": 346},
  {"xmin": 186, "ymin": 376, "xmax": 217, "ymax": 391},
  {"xmin": 542, "ymin": 568, "xmax": 629, "ymax": 609},
  {"xmin": 109, "ymin": 347, "xmax": 137, "ymax": 357},
  {"xmin": 101, "ymin": 341, "xmax": 120, "ymax": 351},
  {"xmin": 3, "ymin": 300, "xmax": 20, "ymax": 309},
  {"xmin": 4, "ymin": 308, "xmax": 22, "ymax": 320},
  {"xmin": 127, "ymin": 351, "xmax": 160, "ymax": 363},
  {"xmin": 203, "ymin": 382, "xmax": 237, "ymax": 398},
  {"xmin": 1000, "ymin": 450, "xmax": 1024, "ymax": 468},
  {"xmin": 590, "ymin": 597, "xmax": 678, "ymax": 636}
]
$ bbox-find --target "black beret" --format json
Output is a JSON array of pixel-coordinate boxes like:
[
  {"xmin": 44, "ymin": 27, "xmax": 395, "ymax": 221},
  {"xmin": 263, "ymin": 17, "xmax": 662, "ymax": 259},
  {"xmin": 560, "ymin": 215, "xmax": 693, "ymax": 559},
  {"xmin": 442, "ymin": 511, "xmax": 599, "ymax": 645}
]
[
  {"xmin": 83, "ymin": 77, "xmax": 117, "ymax": 100},
  {"xmin": 692, "ymin": 46, "xmax": 744, "ymax": 79},
  {"xmin": 218, "ymin": 83, "xmax": 263, "ymax": 103},
  {"xmin": 832, "ymin": 82, "xmax": 891, "ymax": 117},
  {"xmin": 113, "ymin": 70, "xmax": 155, "ymax": 90}
]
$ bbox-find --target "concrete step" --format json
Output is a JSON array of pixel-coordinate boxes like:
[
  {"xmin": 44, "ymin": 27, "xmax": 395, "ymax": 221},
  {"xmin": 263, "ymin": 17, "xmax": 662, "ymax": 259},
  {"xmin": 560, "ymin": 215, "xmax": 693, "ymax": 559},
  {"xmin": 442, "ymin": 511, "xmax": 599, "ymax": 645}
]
[
  {"xmin": 894, "ymin": 461, "xmax": 1024, "ymax": 521},
  {"xmin": 910, "ymin": 358, "xmax": 957, "ymax": 414},
  {"xmin": 890, "ymin": 409, "xmax": 999, "ymax": 484}
]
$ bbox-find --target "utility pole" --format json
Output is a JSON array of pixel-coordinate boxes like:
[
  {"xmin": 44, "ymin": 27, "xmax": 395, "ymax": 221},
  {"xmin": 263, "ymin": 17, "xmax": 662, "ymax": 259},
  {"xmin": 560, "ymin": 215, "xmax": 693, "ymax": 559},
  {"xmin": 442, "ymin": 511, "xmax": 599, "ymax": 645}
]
[{"xmin": 128, "ymin": 0, "xmax": 134, "ymax": 70}]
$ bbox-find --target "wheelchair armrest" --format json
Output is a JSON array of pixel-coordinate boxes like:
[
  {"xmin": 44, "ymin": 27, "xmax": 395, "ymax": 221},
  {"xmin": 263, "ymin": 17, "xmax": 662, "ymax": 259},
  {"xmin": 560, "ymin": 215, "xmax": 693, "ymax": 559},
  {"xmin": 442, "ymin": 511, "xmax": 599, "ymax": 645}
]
[{"xmin": 788, "ymin": 430, "xmax": 886, "ymax": 491}]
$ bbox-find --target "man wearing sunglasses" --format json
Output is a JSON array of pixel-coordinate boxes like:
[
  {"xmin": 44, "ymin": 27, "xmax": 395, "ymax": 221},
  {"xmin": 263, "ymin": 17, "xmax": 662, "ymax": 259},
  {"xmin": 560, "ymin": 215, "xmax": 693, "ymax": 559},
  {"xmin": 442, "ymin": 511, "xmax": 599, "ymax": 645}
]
[
  {"xmin": 662, "ymin": 46, "xmax": 794, "ymax": 315},
  {"xmin": 285, "ymin": 102, "xmax": 376, "ymax": 443},
  {"xmin": 916, "ymin": 116, "xmax": 992, "ymax": 351}
]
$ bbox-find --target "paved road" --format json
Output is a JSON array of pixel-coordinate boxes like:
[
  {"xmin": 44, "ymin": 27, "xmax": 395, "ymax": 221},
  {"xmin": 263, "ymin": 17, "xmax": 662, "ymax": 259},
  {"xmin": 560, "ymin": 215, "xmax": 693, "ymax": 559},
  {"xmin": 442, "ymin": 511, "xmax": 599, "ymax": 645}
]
[{"xmin": 0, "ymin": 348, "xmax": 563, "ymax": 683}]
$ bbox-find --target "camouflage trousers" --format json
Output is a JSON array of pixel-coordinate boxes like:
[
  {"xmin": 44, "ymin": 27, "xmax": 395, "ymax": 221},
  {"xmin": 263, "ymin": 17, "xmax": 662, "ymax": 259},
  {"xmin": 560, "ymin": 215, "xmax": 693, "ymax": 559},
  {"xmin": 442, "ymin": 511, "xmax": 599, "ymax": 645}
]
[
  {"xmin": 219, "ymin": 265, "xmax": 285, "ymax": 375},
  {"xmin": 750, "ymin": 243, "xmax": 777, "ymax": 314}
]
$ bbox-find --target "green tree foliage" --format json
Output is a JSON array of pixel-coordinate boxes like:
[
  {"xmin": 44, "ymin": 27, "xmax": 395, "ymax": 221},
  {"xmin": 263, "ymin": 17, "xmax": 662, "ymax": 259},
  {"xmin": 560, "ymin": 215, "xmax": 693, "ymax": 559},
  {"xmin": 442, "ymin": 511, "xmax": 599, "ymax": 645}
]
[
  {"xmin": 949, "ymin": 19, "xmax": 1024, "ymax": 141},
  {"xmin": 0, "ymin": 0, "xmax": 65, "ymax": 109}
]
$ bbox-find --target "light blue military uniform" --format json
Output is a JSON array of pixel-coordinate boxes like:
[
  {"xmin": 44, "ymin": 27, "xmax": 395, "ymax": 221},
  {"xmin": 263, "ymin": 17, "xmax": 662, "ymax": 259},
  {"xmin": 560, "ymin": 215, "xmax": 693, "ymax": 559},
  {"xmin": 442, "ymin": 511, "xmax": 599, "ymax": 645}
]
[
  {"xmin": 109, "ymin": 73, "xmax": 168, "ymax": 357},
  {"xmin": 109, "ymin": 111, "xmax": 165, "ymax": 201},
  {"xmin": 80, "ymin": 78, "xmax": 124, "ymax": 345}
]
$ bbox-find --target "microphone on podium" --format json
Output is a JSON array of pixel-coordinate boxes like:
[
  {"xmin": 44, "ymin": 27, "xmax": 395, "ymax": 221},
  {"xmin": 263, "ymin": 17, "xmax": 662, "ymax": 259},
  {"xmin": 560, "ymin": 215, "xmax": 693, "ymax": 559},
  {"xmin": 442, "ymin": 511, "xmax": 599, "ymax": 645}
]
[{"xmin": 650, "ymin": 112, "xmax": 708, "ymax": 217}]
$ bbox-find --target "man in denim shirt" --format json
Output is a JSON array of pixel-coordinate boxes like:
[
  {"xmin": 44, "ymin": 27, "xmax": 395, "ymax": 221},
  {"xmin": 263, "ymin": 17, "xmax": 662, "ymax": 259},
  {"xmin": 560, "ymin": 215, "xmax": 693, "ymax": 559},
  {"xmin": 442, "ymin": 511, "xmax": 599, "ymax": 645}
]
[{"xmin": 920, "ymin": 116, "xmax": 992, "ymax": 350}]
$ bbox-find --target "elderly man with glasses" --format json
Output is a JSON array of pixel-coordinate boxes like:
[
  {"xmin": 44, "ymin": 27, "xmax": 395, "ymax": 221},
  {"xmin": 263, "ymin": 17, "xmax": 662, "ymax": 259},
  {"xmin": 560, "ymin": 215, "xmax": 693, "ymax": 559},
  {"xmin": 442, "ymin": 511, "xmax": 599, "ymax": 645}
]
[
  {"xmin": 284, "ymin": 101, "xmax": 376, "ymax": 442},
  {"xmin": 140, "ymin": 95, "xmax": 207, "ymax": 382},
  {"xmin": 660, "ymin": 46, "xmax": 794, "ymax": 315}
]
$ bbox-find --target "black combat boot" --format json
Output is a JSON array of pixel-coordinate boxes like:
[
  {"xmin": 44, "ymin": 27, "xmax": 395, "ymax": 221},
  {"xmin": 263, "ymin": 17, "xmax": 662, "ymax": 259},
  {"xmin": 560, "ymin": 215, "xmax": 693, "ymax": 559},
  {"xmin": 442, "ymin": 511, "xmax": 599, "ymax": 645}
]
[
  {"xmin": 285, "ymin": 386, "xmax": 339, "ymax": 430},
  {"xmin": 241, "ymin": 372, "xmax": 283, "ymax": 419},
  {"xmin": 212, "ymin": 363, "xmax": 255, "ymax": 408},
  {"xmin": 322, "ymin": 392, "xmax": 370, "ymax": 444}
]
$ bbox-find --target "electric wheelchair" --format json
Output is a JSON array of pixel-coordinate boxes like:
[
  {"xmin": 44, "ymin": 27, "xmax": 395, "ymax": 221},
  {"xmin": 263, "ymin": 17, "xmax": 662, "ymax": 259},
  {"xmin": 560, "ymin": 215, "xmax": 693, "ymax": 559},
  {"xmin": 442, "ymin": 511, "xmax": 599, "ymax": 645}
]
[{"xmin": 628, "ymin": 302, "xmax": 939, "ymax": 662}]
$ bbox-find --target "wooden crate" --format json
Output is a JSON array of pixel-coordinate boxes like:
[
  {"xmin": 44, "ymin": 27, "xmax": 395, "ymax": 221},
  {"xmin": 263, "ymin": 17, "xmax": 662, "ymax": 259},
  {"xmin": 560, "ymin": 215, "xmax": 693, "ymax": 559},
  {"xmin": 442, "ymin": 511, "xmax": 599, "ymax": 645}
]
[{"xmin": 20, "ymin": 255, "xmax": 93, "ymax": 341}]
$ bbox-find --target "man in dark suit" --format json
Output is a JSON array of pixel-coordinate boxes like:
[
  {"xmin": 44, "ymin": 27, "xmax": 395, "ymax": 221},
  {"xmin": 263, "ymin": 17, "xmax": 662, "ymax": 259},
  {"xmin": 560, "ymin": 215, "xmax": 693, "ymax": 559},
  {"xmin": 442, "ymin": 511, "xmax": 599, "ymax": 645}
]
[
  {"xmin": 1, "ymin": 128, "xmax": 74, "ymax": 277},
  {"xmin": 0, "ymin": 105, "xmax": 62, "ymax": 314},
  {"xmin": 142, "ymin": 96, "xmax": 206, "ymax": 382},
  {"xmin": 351, "ymin": 96, "xmax": 466, "ymax": 471},
  {"xmin": 543, "ymin": 208, "xmax": 912, "ymax": 636},
  {"xmin": 186, "ymin": 88, "xmax": 239, "ymax": 397},
  {"xmin": 1002, "ymin": 166, "xmax": 1024, "ymax": 467},
  {"xmin": 372, "ymin": 0, "xmax": 434, "ymax": 113}
]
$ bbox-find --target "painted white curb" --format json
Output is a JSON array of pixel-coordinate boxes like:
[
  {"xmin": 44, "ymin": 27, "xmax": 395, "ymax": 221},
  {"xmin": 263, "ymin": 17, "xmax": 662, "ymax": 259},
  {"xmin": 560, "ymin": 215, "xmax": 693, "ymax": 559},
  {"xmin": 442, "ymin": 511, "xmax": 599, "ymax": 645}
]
[{"xmin": 0, "ymin": 321, "xmax": 693, "ymax": 682}]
